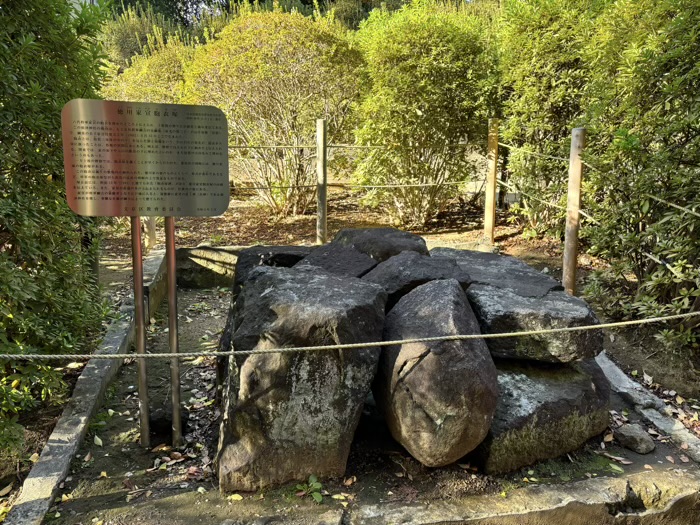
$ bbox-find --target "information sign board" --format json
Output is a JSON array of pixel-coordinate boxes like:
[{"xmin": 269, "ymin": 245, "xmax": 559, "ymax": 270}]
[{"xmin": 62, "ymin": 99, "xmax": 229, "ymax": 217}]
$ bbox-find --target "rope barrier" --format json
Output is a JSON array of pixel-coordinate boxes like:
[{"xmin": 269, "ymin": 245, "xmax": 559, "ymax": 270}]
[
  {"xmin": 497, "ymin": 142, "xmax": 570, "ymax": 163},
  {"xmin": 645, "ymin": 194, "xmax": 700, "ymax": 220},
  {"xmin": 496, "ymin": 179, "xmax": 599, "ymax": 224},
  {"xmin": 2, "ymin": 311, "xmax": 698, "ymax": 362},
  {"xmin": 233, "ymin": 180, "xmax": 483, "ymax": 191},
  {"xmin": 227, "ymin": 143, "xmax": 473, "ymax": 151}
]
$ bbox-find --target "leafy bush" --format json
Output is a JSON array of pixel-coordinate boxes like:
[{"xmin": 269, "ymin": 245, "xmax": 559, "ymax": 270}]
[
  {"xmin": 354, "ymin": 0, "xmax": 496, "ymax": 227},
  {"xmin": 581, "ymin": 0, "xmax": 700, "ymax": 350},
  {"xmin": 99, "ymin": 2, "xmax": 179, "ymax": 72},
  {"xmin": 184, "ymin": 11, "xmax": 364, "ymax": 216},
  {"xmin": 0, "ymin": 0, "xmax": 106, "ymax": 453},
  {"xmin": 102, "ymin": 35, "xmax": 195, "ymax": 103},
  {"xmin": 497, "ymin": 0, "xmax": 602, "ymax": 235}
]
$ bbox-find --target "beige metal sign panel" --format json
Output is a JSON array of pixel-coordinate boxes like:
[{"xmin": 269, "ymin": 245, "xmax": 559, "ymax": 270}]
[{"xmin": 62, "ymin": 99, "xmax": 229, "ymax": 217}]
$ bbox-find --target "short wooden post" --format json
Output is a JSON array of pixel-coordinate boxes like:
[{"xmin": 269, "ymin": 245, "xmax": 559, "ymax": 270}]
[
  {"xmin": 316, "ymin": 119, "xmax": 328, "ymax": 245},
  {"xmin": 144, "ymin": 217, "xmax": 157, "ymax": 252},
  {"xmin": 484, "ymin": 118, "xmax": 499, "ymax": 244},
  {"xmin": 562, "ymin": 128, "xmax": 586, "ymax": 295}
]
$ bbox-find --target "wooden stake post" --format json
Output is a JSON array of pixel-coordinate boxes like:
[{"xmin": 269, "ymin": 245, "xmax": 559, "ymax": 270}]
[
  {"xmin": 484, "ymin": 119, "xmax": 499, "ymax": 244},
  {"xmin": 562, "ymin": 128, "xmax": 586, "ymax": 295},
  {"xmin": 316, "ymin": 119, "xmax": 328, "ymax": 245}
]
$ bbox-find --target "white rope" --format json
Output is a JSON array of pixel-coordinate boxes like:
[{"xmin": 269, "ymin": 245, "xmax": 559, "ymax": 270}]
[{"xmin": 2, "ymin": 311, "xmax": 698, "ymax": 362}]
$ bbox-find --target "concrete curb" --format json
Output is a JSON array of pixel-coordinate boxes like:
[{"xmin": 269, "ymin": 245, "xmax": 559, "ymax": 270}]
[
  {"xmin": 596, "ymin": 352, "xmax": 700, "ymax": 463},
  {"xmin": 5, "ymin": 250, "xmax": 167, "ymax": 525}
]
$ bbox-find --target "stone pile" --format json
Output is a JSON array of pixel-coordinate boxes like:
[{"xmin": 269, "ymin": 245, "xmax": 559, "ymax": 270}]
[{"xmin": 216, "ymin": 228, "xmax": 609, "ymax": 491}]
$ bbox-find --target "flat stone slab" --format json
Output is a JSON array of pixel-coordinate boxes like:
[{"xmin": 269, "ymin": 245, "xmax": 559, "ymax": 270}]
[
  {"xmin": 471, "ymin": 359, "xmax": 610, "ymax": 474},
  {"xmin": 295, "ymin": 242, "xmax": 377, "ymax": 278},
  {"xmin": 363, "ymin": 251, "xmax": 472, "ymax": 310},
  {"xmin": 231, "ymin": 245, "xmax": 313, "ymax": 300},
  {"xmin": 432, "ymin": 247, "xmax": 602, "ymax": 363},
  {"xmin": 333, "ymin": 227, "xmax": 429, "ymax": 262}
]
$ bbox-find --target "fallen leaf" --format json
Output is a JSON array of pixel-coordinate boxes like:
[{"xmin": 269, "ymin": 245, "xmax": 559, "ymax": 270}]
[
  {"xmin": 99, "ymin": 471, "xmax": 108, "ymax": 478},
  {"xmin": 61, "ymin": 494, "xmax": 72, "ymax": 502},
  {"xmin": 604, "ymin": 432, "xmax": 614, "ymax": 443},
  {"xmin": 151, "ymin": 444, "xmax": 170, "ymax": 453},
  {"xmin": 609, "ymin": 464, "xmax": 625, "ymax": 473},
  {"xmin": 341, "ymin": 502, "xmax": 349, "ymax": 508},
  {"xmin": 197, "ymin": 487, "xmax": 207, "ymax": 494},
  {"xmin": 666, "ymin": 456, "xmax": 675, "ymax": 464},
  {"xmin": 631, "ymin": 370, "xmax": 638, "ymax": 377},
  {"xmin": 343, "ymin": 476, "xmax": 356, "ymax": 487},
  {"xmin": 228, "ymin": 494, "xmax": 243, "ymax": 501},
  {"xmin": 83, "ymin": 451, "xmax": 93, "ymax": 462},
  {"xmin": 146, "ymin": 491, "xmax": 153, "ymax": 498},
  {"xmin": 0, "ymin": 484, "xmax": 13, "ymax": 497},
  {"xmin": 681, "ymin": 443, "xmax": 689, "ymax": 450},
  {"xmin": 394, "ymin": 472, "xmax": 404, "ymax": 478},
  {"xmin": 677, "ymin": 395, "xmax": 686, "ymax": 405},
  {"xmin": 94, "ymin": 436, "xmax": 103, "ymax": 447},
  {"xmin": 680, "ymin": 455, "xmax": 690, "ymax": 463},
  {"xmin": 644, "ymin": 464, "xmax": 653, "ymax": 470},
  {"xmin": 170, "ymin": 451, "xmax": 183, "ymax": 460},
  {"xmin": 29, "ymin": 453, "xmax": 40, "ymax": 463},
  {"xmin": 643, "ymin": 372, "xmax": 653, "ymax": 386},
  {"xmin": 331, "ymin": 494, "xmax": 346, "ymax": 500},
  {"xmin": 123, "ymin": 479, "xmax": 137, "ymax": 491},
  {"xmin": 107, "ymin": 409, "xmax": 115, "ymax": 417}
]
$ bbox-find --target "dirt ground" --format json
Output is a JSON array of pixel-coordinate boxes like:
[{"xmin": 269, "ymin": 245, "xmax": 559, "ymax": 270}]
[{"xmin": 3, "ymin": 190, "xmax": 700, "ymax": 523}]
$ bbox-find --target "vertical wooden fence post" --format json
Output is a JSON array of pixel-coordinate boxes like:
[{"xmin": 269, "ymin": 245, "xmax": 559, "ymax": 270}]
[
  {"xmin": 144, "ymin": 217, "xmax": 157, "ymax": 252},
  {"xmin": 316, "ymin": 118, "xmax": 328, "ymax": 245},
  {"xmin": 484, "ymin": 118, "xmax": 499, "ymax": 244},
  {"xmin": 563, "ymin": 128, "xmax": 586, "ymax": 295}
]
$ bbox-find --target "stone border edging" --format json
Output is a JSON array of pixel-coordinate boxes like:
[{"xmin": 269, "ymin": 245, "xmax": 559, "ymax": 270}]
[
  {"xmin": 348, "ymin": 470, "xmax": 700, "ymax": 524},
  {"xmin": 6, "ymin": 250, "xmax": 167, "ymax": 525},
  {"xmin": 595, "ymin": 351, "xmax": 700, "ymax": 463}
]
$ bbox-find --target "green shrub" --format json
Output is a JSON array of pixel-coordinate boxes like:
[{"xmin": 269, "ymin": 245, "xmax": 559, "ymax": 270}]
[
  {"xmin": 354, "ymin": 0, "xmax": 496, "ymax": 228},
  {"xmin": 497, "ymin": 0, "xmax": 603, "ymax": 235},
  {"xmin": 102, "ymin": 35, "xmax": 195, "ymax": 103},
  {"xmin": 184, "ymin": 11, "xmax": 364, "ymax": 216},
  {"xmin": 581, "ymin": 0, "xmax": 700, "ymax": 350},
  {"xmin": 0, "ymin": 0, "xmax": 106, "ymax": 452},
  {"xmin": 100, "ymin": 2, "xmax": 179, "ymax": 72}
]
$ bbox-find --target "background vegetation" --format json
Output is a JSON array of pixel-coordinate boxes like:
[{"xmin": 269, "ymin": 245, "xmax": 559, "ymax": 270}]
[
  {"xmin": 2, "ymin": 0, "xmax": 699, "ymax": 452},
  {"xmin": 0, "ymin": 0, "xmax": 107, "ymax": 453}
]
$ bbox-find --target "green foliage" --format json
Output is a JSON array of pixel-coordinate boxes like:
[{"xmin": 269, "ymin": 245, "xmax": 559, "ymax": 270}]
[
  {"xmin": 295, "ymin": 475, "xmax": 323, "ymax": 504},
  {"xmin": 580, "ymin": 0, "xmax": 700, "ymax": 350},
  {"xmin": 326, "ymin": 0, "xmax": 405, "ymax": 30},
  {"xmin": 102, "ymin": 35, "xmax": 195, "ymax": 103},
  {"xmin": 354, "ymin": 0, "xmax": 497, "ymax": 227},
  {"xmin": 184, "ymin": 11, "xmax": 364, "ymax": 216},
  {"xmin": 0, "ymin": 0, "xmax": 106, "ymax": 451},
  {"xmin": 99, "ymin": 2, "xmax": 180, "ymax": 72},
  {"xmin": 497, "ymin": 0, "xmax": 604, "ymax": 235}
]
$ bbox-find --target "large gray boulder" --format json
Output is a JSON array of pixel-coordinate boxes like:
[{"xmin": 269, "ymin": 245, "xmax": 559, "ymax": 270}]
[
  {"xmin": 431, "ymin": 248, "xmax": 602, "ymax": 363},
  {"xmin": 216, "ymin": 266, "xmax": 387, "ymax": 491},
  {"xmin": 362, "ymin": 251, "xmax": 472, "ymax": 310},
  {"xmin": 471, "ymin": 359, "xmax": 610, "ymax": 474},
  {"xmin": 375, "ymin": 279, "xmax": 499, "ymax": 467},
  {"xmin": 333, "ymin": 227, "xmax": 429, "ymax": 262},
  {"xmin": 217, "ymin": 245, "xmax": 313, "ymax": 389},
  {"xmin": 295, "ymin": 242, "xmax": 377, "ymax": 278}
]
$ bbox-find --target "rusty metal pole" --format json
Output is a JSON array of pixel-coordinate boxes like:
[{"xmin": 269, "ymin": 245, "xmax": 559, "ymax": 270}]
[
  {"xmin": 131, "ymin": 216, "xmax": 150, "ymax": 447},
  {"xmin": 563, "ymin": 128, "xmax": 586, "ymax": 295},
  {"xmin": 484, "ymin": 119, "xmax": 499, "ymax": 245},
  {"xmin": 165, "ymin": 216, "xmax": 182, "ymax": 447}
]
